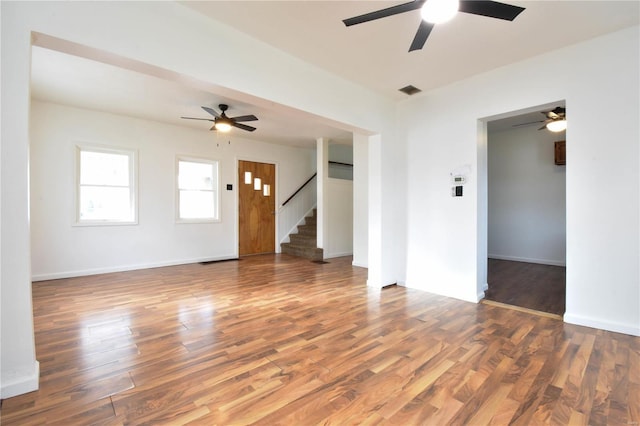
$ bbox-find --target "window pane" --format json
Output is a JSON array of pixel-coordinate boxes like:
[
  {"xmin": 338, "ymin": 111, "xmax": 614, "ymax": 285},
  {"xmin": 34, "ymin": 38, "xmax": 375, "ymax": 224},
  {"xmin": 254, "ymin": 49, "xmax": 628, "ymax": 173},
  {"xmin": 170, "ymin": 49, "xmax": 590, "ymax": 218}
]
[
  {"xmin": 178, "ymin": 161, "xmax": 214, "ymax": 190},
  {"xmin": 80, "ymin": 186, "xmax": 132, "ymax": 221},
  {"xmin": 81, "ymin": 151, "xmax": 130, "ymax": 186},
  {"xmin": 179, "ymin": 190, "xmax": 215, "ymax": 219},
  {"xmin": 176, "ymin": 159, "xmax": 218, "ymax": 221}
]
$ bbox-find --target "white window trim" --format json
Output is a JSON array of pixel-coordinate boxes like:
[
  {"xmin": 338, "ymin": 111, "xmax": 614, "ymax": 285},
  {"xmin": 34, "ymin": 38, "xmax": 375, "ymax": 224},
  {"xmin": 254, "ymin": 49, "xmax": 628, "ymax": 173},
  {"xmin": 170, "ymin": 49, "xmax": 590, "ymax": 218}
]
[
  {"xmin": 75, "ymin": 144, "xmax": 138, "ymax": 226},
  {"xmin": 175, "ymin": 155, "xmax": 221, "ymax": 224}
]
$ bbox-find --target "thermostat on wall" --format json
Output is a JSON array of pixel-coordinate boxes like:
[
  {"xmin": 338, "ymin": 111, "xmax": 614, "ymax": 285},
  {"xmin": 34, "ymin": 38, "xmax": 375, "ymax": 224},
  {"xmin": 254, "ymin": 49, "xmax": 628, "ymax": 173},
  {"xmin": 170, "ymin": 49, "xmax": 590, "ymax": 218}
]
[
  {"xmin": 450, "ymin": 164, "xmax": 471, "ymax": 185},
  {"xmin": 451, "ymin": 175, "xmax": 466, "ymax": 185}
]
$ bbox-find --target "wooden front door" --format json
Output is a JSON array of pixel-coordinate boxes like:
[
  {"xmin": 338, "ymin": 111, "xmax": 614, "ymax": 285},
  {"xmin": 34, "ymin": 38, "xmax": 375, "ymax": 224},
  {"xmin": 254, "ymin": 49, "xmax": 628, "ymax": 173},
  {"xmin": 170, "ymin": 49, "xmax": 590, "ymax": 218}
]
[{"xmin": 238, "ymin": 160, "xmax": 276, "ymax": 256}]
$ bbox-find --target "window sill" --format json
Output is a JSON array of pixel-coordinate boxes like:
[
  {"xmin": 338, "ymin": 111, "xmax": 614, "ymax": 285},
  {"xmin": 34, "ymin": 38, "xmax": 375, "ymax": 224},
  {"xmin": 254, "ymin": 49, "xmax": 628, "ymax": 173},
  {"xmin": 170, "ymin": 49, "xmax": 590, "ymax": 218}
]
[
  {"xmin": 175, "ymin": 218, "xmax": 221, "ymax": 225},
  {"xmin": 74, "ymin": 220, "xmax": 138, "ymax": 227}
]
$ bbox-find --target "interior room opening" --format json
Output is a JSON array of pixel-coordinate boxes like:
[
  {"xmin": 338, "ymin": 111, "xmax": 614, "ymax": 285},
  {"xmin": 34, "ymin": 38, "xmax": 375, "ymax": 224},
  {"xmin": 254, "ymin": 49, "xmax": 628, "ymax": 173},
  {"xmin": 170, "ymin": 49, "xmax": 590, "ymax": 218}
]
[{"xmin": 483, "ymin": 102, "xmax": 567, "ymax": 316}]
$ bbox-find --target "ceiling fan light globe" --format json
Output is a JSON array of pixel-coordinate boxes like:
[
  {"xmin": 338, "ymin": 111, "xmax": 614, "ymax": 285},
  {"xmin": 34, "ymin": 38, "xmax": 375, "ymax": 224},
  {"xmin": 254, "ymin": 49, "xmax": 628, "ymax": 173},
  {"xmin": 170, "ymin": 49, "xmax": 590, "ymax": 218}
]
[
  {"xmin": 546, "ymin": 119, "xmax": 567, "ymax": 132},
  {"xmin": 421, "ymin": 0, "xmax": 459, "ymax": 24},
  {"xmin": 215, "ymin": 121, "xmax": 232, "ymax": 132}
]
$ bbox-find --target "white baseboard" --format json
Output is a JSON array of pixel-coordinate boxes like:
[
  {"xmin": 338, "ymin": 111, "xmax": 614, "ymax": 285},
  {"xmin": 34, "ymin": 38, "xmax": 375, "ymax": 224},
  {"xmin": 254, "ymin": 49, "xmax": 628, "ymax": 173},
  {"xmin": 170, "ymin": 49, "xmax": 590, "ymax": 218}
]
[
  {"xmin": 352, "ymin": 261, "xmax": 368, "ymax": 268},
  {"xmin": 31, "ymin": 255, "xmax": 238, "ymax": 281},
  {"xmin": 324, "ymin": 251, "xmax": 353, "ymax": 260},
  {"xmin": 488, "ymin": 254, "xmax": 566, "ymax": 267},
  {"xmin": 1, "ymin": 361, "xmax": 39, "ymax": 399},
  {"xmin": 366, "ymin": 278, "xmax": 396, "ymax": 289},
  {"xmin": 564, "ymin": 313, "xmax": 640, "ymax": 337},
  {"xmin": 403, "ymin": 280, "xmax": 479, "ymax": 304}
]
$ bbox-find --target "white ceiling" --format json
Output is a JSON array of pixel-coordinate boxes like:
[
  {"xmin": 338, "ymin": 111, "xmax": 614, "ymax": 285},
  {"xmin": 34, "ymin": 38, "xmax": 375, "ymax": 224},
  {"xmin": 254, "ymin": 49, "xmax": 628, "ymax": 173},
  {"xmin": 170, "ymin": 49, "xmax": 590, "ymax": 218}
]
[
  {"xmin": 30, "ymin": 1, "xmax": 639, "ymax": 147},
  {"xmin": 182, "ymin": 1, "xmax": 639, "ymax": 99},
  {"xmin": 30, "ymin": 46, "xmax": 353, "ymax": 148}
]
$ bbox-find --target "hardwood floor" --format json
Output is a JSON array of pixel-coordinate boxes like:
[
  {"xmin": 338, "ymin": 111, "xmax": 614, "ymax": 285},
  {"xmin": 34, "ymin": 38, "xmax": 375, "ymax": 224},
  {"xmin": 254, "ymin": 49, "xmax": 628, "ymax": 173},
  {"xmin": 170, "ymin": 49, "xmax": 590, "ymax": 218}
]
[
  {"xmin": 2, "ymin": 254, "xmax": 638, "ymax": 425},
  {"xmin": 486, "ymin": 259, "xmax": 566, "ymax": 316}
]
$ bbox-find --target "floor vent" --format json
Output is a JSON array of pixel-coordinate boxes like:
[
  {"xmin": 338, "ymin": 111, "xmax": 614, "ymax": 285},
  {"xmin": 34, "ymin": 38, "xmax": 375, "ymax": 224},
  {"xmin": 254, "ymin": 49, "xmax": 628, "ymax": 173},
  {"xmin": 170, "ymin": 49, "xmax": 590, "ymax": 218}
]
[{"xmin": 199, "ymin": 258, "xmax": 240, "ymax": 265}]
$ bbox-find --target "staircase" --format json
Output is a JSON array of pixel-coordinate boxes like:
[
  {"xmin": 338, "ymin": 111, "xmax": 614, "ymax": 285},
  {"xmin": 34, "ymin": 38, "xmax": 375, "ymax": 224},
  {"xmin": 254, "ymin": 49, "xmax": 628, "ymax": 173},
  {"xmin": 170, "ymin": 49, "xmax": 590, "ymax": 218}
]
[{"xmin": 281, "ymin": 209, "xmax": 323, "ymax": 261}]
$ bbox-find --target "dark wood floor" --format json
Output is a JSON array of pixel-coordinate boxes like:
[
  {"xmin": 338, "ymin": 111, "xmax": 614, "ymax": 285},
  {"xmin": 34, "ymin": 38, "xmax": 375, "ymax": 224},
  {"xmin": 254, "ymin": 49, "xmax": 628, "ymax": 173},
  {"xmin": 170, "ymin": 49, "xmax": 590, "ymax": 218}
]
[
  {"xmin": 486, "ymin": 259, "xmax": 566, "ymax": 316},
  {"xmin": 2, "ymin": 254, "xmax": 638, "ymax": 425}
]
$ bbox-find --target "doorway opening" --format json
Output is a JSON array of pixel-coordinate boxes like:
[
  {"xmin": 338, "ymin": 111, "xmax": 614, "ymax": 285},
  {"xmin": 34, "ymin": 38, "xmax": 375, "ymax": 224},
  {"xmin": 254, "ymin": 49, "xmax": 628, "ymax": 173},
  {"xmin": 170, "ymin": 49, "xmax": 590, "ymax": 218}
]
[
  {"xmin": 238, "ymin": 160, "xmax": 276, "ymax": 256},
  {"xmin": 484, "ymin": 104, "xmax": 566, "ymax": 317}
]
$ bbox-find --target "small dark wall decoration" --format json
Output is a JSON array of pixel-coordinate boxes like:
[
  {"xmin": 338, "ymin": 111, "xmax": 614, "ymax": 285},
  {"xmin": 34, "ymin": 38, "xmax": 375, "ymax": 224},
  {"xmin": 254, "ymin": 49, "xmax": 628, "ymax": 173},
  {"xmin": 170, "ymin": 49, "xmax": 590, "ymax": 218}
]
[{"xmin": 555, "ymin": 141, "xmax": 566, "ymax": 165}]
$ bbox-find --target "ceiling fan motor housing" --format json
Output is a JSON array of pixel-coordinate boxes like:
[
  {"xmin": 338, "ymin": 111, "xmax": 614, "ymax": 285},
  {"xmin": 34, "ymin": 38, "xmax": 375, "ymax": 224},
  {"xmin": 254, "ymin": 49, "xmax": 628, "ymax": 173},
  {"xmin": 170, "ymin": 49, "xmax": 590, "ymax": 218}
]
[{"xmin": 180, "ymin": 104, "xmax": 258, "ymax": 132}]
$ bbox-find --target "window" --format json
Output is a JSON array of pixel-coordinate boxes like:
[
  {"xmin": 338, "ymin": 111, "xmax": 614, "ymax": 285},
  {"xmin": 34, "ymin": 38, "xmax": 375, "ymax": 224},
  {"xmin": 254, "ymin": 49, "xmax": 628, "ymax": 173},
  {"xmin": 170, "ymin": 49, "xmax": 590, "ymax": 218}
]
[
  {"xmin": 77, "ymin": 145, "xmax": 137, "ymax": 224},
  {"xmin": 176, "ymin": 157, "xmax": 219, "ymax": 222}
]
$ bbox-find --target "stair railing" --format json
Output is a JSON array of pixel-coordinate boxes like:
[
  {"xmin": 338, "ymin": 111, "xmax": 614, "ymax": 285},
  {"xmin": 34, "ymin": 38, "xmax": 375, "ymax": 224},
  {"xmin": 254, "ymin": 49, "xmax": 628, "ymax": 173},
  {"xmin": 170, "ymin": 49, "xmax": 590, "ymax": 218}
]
[
  {"xmin": 281, "ymin": 161, "xmax": 353, "ymax": 207},
  {"xmin": 282, "ymin": 173, "xmax": 317, "ymax": 207},
  {"xmin": 278, "ymin": 173, "xmax": 317, "ymax": 249}
]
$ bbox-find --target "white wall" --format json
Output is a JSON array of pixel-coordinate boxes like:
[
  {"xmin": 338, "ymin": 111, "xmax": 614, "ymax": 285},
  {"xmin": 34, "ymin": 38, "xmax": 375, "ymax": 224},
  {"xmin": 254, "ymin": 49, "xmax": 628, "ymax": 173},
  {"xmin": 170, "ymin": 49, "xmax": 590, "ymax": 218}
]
[
  {"xmin": 316, "ymin": 142, "xmax": 354, "ymax": 258},
  {"xmin": 328, "ymin": 143, "xmax": 353, "ymax": 180},
  {"xmin": 30, "ymin": 101, "xmax": 315, "ymax": 279},
  {"xmin": 325, "ymin": 178, "xmax": 354, "ymax": 258},
  {"xmin": 488, "ymin": 126, "xmax": 566, "ymax": 266},
  {"xmin": 1, "ymin": 2, "xmax": 39, "ymax": 399},
  {"xmin": 352, "ymin": 133, "xmax": 369, "ymax": 268},
  {"xmin": 402, "ymin": 26, "xmax": 639, "ymax": 336},
  {"xmin": 278, "ymin": 176, "xmax": 317, "ymax": 245},
  {"xmin": 329, "ymin": 143, "xmax": 353, "ymax": 164},
  {"xmin": 381, "ymin": 123, "xmax": 407, "ymax": 287}
]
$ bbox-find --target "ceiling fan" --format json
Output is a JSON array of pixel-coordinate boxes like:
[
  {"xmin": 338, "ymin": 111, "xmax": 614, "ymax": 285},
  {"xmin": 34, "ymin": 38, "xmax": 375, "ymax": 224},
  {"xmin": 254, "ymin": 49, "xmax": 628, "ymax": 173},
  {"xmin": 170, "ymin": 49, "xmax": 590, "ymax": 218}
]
[
  {"xmin": 538, "ymin": 107, "xmax": 566, "ymax": 132},
  {"xmin": 343, "ymin": 0, "xmax": 525, "ymax": 52},
  {"xmin": 512, "ymin": 107, "xmax": 567, "ymax": 132},
  {"xmin": 181, "ymin": 104, "xmax": 258, "ymax": 132}
]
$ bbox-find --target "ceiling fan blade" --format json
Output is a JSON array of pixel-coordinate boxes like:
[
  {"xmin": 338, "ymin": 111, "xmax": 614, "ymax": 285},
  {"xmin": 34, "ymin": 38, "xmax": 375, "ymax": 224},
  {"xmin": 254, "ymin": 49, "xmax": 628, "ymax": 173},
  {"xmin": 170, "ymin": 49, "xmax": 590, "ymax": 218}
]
[
  {"xmin": 232, "ymin": 122, "xmax": 256, "ymax": 132},
  {"xmin": 231, "ymin": 114, "xmax": 259, "ymax": 122},
  {"xmin": 201, "ymin": 106, "xmax": 220, "ymax": 118},
  {"xmin": 343, "ymin": 0, "xmax": 425, "ymax": 26},
  {"xmin": 513, "ymin": 120, "xmax": 544, "ymax": 128},
  {"xmin": 458, "ymin": 0, "xmax": 525, "ymax": 21},
  {"xmin": 409, "ymin": 20, "xmax": 435, "ymax": 51},
  {"xmin": 538, "ymin": 120, "xmax": 553, "ymax": 130},
  {"xmin": 181, "ymin": 116, "xmax": 215, "ymax": 122}
]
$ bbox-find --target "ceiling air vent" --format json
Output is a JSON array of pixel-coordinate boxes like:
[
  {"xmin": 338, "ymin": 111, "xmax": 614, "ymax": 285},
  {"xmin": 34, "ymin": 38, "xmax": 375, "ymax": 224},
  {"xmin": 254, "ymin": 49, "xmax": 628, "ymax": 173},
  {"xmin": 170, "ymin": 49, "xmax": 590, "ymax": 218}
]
[{"xmin": 399, "ymin": 85, "xmax": 421, "ymax": 95}]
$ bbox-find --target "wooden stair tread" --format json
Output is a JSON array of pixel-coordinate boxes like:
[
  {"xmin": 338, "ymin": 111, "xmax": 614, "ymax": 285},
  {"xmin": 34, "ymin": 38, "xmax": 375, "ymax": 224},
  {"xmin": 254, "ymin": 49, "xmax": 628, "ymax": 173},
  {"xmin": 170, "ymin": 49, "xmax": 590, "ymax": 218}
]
[{"xmin": 281, "ymin": 209, "xmax": 322, "ymax": 261}]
